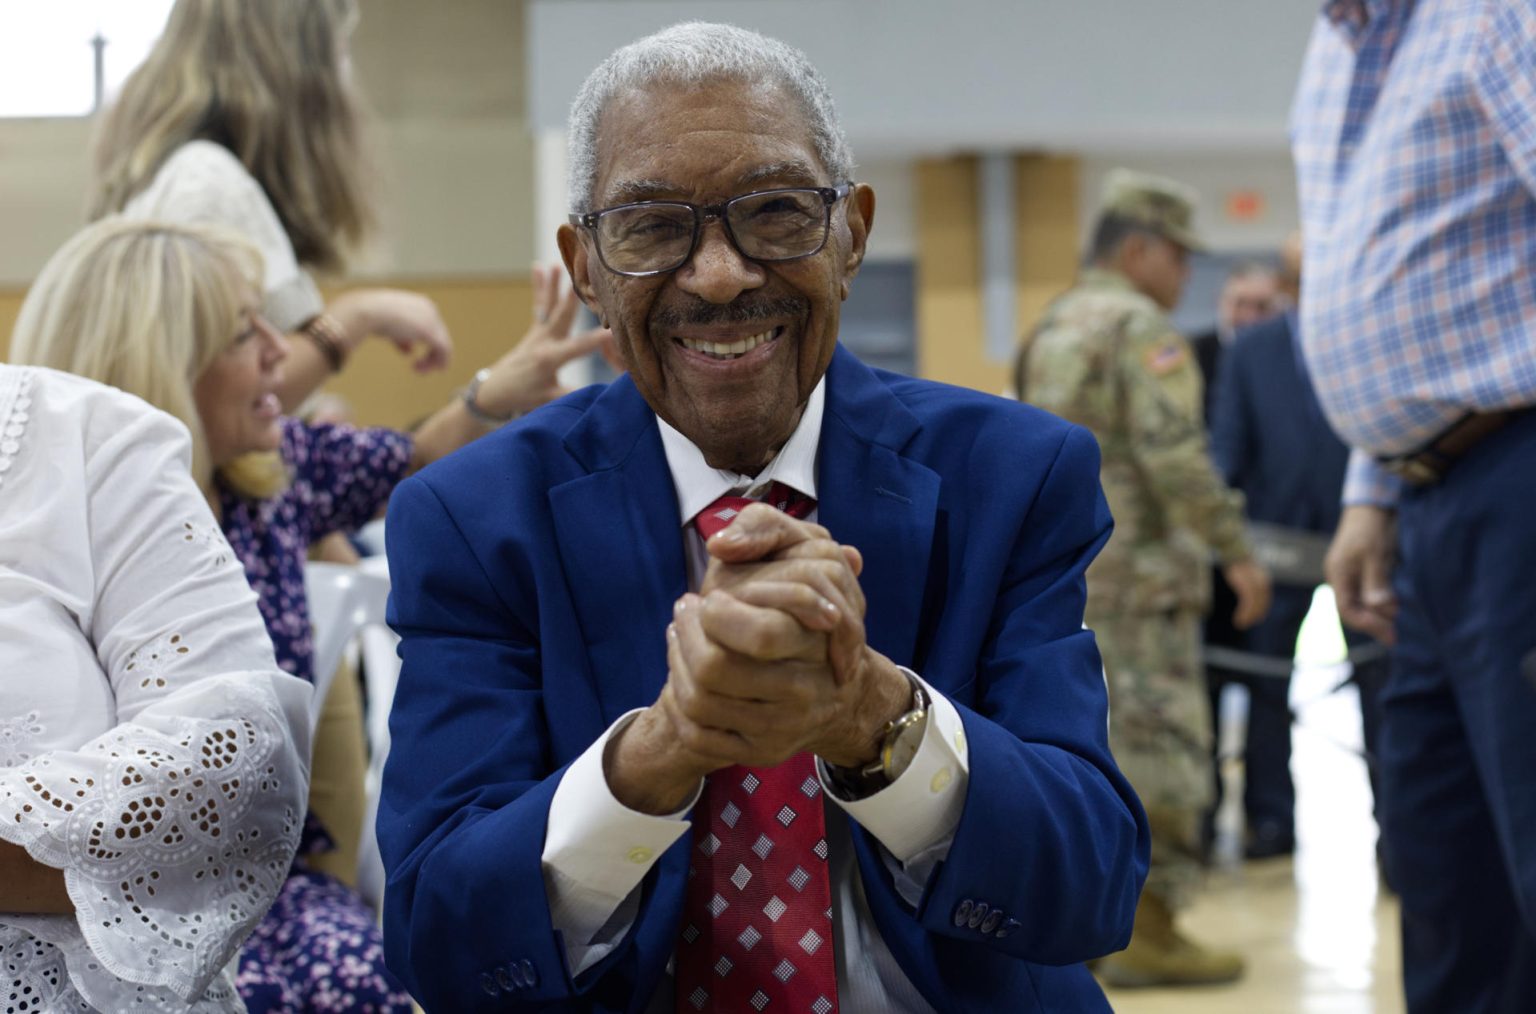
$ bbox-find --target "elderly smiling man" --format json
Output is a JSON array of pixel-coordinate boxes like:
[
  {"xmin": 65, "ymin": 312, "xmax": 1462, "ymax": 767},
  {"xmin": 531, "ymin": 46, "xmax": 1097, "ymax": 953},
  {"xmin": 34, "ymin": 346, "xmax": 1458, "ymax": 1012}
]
[{"xmin": 378, "ymin": 21, "xmax": 1148, "ymax": 1013}]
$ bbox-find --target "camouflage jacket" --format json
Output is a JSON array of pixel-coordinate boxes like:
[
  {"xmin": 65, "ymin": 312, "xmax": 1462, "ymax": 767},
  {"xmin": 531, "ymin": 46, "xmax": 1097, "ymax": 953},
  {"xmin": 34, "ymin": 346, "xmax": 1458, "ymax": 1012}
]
[{"xmin": 1018, "ymin": 268, "xmax": 1250, "ymax": 614}]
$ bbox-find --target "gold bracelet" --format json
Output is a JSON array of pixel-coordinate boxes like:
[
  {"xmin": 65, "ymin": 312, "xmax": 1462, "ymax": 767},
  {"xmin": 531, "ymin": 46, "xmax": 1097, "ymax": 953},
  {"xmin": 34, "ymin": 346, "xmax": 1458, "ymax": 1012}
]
[{"xmin": 301, "ymin": 313, "xmax": 350, "ymax": 372}]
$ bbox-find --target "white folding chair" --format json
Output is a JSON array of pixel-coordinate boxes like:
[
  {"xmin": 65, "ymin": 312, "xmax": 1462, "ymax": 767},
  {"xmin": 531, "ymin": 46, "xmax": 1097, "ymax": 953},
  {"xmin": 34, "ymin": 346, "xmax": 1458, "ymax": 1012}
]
[
  {"xmin": 303, "ymin": 558, "xmax": 399, "ymax": 912},
  {"xmin": 303, "ymin": 562, "xmax": 368, "ymax": 730},
  {"xmin": 352, "ymin": 556, "xmax": 400, "ymax": 913}
]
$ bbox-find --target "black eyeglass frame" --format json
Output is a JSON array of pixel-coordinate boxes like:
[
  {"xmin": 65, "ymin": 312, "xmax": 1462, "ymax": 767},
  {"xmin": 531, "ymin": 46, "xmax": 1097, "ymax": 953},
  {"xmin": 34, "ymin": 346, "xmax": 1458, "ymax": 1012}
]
[{"xmin": 568, "ymin": 182, "xmax": 854, "ymax": 278}]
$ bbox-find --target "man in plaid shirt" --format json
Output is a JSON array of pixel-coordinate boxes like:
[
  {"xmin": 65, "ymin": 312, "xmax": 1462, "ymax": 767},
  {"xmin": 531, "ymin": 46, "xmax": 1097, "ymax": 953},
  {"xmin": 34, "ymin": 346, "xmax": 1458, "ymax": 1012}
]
[{"xmin": 1292, "ymin": 1, "xmax": 1536, "ymax": 1010}]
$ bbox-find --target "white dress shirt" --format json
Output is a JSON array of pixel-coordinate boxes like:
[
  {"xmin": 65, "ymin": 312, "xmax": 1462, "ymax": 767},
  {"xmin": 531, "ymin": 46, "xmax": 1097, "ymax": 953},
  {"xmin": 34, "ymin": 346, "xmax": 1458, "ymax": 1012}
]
[{"xmin": 540, "ymin": 380, "xmax": 969, "ymax": 1012}]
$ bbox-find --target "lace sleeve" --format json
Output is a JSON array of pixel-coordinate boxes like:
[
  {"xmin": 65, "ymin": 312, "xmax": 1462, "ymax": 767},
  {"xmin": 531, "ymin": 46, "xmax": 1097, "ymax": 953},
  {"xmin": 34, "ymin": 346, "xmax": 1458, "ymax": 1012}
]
[{"xmin": 0, "ymin": 391, "xmax": 311, "ymax": 1011}]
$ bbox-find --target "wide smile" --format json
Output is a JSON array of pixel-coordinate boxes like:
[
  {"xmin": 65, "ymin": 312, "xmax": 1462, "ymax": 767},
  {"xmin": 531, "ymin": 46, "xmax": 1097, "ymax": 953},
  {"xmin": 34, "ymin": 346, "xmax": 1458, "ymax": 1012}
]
[{"xmin": 672, "ymin": 325, "xmax": 785, "ymax": 363}]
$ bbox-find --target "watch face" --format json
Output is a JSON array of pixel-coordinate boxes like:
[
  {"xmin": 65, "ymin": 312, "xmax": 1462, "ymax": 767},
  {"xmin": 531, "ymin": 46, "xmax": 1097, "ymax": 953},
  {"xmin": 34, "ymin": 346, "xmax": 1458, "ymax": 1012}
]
[{"xmin": 885, "ymin": 713, "xmax": 927, "ymax": 780}]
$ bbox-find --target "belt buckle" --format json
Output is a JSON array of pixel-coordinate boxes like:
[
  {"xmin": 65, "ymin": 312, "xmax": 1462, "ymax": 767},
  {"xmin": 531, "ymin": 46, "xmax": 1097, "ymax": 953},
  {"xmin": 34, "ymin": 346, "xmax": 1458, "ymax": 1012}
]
[{"xmin": 1380, "ymin": 453, "xmax": 1444, "ymax": 487}]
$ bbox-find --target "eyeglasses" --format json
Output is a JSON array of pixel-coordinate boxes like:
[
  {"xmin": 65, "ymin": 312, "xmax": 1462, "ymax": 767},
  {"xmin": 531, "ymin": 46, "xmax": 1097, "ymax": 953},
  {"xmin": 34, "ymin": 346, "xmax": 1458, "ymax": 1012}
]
[{"xmin": 569, "ymin": 183, "xmax": 852, "ymax": 277}]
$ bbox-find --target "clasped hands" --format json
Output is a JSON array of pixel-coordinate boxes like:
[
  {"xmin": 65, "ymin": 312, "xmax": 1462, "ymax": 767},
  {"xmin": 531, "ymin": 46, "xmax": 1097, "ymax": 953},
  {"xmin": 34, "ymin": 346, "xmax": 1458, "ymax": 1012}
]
[{"xmin": 605, "ymin": 504, "xmax": 911, "ymax": 815}]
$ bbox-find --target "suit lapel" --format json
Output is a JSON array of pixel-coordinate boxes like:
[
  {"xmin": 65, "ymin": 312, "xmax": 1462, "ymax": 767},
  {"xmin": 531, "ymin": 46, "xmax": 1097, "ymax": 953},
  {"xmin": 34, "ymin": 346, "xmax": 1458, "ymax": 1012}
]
[
  {"xmin": 817, "ymin": 349, "xmax": 941, "ymax": 671},
  {"xmin": 548, "ymin": 351, "xmax": 942, "ymax": 726},
  {"xmin": 549, "ymin": 377, "xmax": 687, "ymax": 726}
]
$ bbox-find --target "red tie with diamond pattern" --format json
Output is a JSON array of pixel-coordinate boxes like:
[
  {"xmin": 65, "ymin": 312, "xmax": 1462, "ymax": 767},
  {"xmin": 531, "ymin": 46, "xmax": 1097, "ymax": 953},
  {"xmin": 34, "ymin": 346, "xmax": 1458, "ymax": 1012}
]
[{"xmin": 675, "ymin": 483, "xmax": 838, "ymax": 1014}]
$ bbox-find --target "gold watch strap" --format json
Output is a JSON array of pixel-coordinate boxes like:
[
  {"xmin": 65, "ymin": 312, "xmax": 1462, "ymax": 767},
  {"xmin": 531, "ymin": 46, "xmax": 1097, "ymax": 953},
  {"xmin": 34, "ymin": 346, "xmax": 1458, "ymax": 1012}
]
[{"xmin": 829, "ymin": 675, "xmax": 928, "ymax": 795}]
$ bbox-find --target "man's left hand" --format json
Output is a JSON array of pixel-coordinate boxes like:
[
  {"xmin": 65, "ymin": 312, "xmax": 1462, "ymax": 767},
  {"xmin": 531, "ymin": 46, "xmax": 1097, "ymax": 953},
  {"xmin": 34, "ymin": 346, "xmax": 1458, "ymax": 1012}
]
[
  {"xmin": 701, "ymin": 503, "xmax": 865, "ymax": 680},
  {"xmin": 685, "ymin": 504, "xmax": 911, "ymax": 768},
  {"xmin": 671, "ymin": 588, "xmax": 910, "ymax": 770}
]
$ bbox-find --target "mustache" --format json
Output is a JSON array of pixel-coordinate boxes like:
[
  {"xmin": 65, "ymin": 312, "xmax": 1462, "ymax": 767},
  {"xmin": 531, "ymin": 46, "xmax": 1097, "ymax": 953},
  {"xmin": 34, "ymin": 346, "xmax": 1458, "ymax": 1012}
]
[{"xmin": 650, "ymin": 295, "xmax": 808, "ymax": 330}]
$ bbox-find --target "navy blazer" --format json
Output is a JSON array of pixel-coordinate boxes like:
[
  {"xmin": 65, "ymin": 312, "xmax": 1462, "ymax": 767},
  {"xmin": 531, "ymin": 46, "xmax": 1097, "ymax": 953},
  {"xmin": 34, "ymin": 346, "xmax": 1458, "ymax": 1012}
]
[
  {"xmin": 378, "ymin": 346, "xmax": 1149, "ymax": 1012},
  {"xmin": 1211, "ymin": 312, "xmax": 1352, "ymax": 635},
  {"xmin": 1211, "ymin": 313, "xmax": 1349, "ymax": 535}
]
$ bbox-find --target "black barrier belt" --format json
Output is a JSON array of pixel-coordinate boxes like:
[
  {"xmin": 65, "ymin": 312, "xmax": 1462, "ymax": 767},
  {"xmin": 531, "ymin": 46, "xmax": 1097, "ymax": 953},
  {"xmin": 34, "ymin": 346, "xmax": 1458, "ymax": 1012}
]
[
  {"xmin": 1243, "ymin": 521, "xmax": 1333, "ymax": 588},
  {"xmin": 1201, "ymin": 642, "xmax": 1389, "ymax": 680},
  {"xmin": 1202, "ymin": 648, "xmax": 1385, "ymax": 768}
]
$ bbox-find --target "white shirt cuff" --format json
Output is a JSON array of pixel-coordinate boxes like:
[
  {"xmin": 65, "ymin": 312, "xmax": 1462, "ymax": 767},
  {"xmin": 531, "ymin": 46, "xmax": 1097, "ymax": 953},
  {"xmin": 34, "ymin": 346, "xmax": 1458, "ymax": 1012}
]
[
  {"xmin": 1343, "ymin": 448, "xmax": 1405, "ymax": 508},
  {"xmin": 817, "ymin": 669, "xmax": 970, "ymax": 863},
  {"xmin": 542, "ymin": 710, "xmax": 700, "ymax": 949}
]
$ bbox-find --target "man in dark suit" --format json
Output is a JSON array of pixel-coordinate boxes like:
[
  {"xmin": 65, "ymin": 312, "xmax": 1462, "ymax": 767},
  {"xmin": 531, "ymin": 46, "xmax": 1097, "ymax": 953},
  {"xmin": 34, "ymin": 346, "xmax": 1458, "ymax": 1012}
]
[
  {"xmin": 1208, "ymin": 236, "xmax": 1387, "ymax": 858},
  {"xmin": 376, "ymin": 22, "xmax": 1148, "ymax": 1014},
  {"xmin": 1189, "ymin": 256, "xmax": 1283, "ymax": 859},
  {"xmin": 1188, "ymin": 262, "xmax": 1282, "ymax": 424}
]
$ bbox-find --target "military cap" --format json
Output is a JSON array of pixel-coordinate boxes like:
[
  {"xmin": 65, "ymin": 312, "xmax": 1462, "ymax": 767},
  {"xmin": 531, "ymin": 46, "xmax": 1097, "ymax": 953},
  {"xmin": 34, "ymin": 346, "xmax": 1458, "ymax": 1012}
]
[{"xmin": 1098, "ymin": 168, "xmax": 1205, "ymax": 251}]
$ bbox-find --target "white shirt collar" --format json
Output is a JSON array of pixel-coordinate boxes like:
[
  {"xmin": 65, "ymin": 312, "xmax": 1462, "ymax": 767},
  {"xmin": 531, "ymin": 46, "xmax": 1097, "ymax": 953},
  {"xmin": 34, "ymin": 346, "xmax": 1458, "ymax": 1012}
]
[{"xmin": 657, "ymin": 377, "xmax": 825, "ymax": 527}]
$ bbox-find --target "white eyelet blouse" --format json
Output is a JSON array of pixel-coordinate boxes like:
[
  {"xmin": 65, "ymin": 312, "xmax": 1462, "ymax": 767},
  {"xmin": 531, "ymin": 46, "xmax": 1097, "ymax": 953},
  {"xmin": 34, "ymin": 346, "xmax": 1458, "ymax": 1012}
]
[{"xmin": 0, "ymin": 365, "xmax": 312, "ymax": 1012}]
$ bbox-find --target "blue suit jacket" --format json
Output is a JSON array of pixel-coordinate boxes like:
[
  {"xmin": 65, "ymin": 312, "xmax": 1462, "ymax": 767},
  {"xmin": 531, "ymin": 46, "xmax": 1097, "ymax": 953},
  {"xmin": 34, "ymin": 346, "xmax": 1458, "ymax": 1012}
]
[{"xmin": 378, "ymin": 346, "xmax": 1149, "ymax": 1012}]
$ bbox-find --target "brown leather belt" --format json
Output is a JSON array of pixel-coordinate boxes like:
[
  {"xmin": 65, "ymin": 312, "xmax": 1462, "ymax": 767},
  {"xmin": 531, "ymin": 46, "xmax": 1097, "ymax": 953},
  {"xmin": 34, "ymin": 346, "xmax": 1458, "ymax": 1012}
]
[{"xmin": 1378, "ymin": 408, "xmax": 1530, "ymax": 486}]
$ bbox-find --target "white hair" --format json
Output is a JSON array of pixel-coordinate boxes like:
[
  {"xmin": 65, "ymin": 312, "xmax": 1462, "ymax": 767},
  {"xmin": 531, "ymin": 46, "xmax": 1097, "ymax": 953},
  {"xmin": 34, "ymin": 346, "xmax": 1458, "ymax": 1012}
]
[{"xmin": 566, "ymin": 21, "xmax": 855, "ymax": 212}]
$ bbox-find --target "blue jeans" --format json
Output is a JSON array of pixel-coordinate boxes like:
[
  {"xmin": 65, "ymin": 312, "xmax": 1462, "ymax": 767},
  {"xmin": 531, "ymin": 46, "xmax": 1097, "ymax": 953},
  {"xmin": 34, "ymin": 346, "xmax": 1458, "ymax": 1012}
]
[{"xmin": 1385, "ymin": 411, "xmax": 1536, "ymax": 1013}]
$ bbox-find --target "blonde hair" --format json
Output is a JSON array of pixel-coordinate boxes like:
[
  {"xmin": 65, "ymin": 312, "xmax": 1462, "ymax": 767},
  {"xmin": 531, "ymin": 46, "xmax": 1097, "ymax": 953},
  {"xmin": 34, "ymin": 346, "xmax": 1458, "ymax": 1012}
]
[
  {"xmin": 89, "ymin": 0, "xmax": 373, "ymax": 273},
  {"xmin": 9, "ymin": 218, "xmax": 287, "ymax": 499}
]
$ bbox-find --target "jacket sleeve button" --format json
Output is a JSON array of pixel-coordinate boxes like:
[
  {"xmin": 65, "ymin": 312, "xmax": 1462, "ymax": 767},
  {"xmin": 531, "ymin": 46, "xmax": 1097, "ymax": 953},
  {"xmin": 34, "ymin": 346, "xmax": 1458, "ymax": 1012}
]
[
  {"xmin": 480, "ymin": 972, "xmax": 500, "ymax": 996},
  {"xmin": 495, "ymin": 966, "xmax": 517, "ymax": 991},
  {"xmin": 953, "ymin": 899, "xmax": 975, "ymax": 927},
  {"xmin": 519, "ymin": 959, "xmax": 539, "ymax": 987},
  {"xmin": 980, "ymin": 909, "xmax": 1004, "ymax": 934}
]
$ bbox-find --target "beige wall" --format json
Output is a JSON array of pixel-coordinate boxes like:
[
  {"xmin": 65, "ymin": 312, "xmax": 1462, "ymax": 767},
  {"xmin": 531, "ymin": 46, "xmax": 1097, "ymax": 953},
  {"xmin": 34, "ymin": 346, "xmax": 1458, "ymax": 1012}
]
[
  {"xmin": 0, "ymin": 0, "xmax": 536, "ymax": 286},
  {"xmin": 349, "ymin": 0, "xmax": 535, "ymax": 276},
  {"xmin": 0, "ymin": 0, "xmax": 539, "ymax": 430},
  {"xmin": 0, "ymin": 119, "xmax": 97, "ymax": 286},
  {"xmin": 915, "ymin": 154, "xmax": 1079, "ymax": 396}
]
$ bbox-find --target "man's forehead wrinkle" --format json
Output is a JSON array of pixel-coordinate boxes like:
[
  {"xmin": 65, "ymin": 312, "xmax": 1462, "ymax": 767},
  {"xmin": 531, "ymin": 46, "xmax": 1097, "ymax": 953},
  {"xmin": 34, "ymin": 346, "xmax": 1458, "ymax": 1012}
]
[
  {"xmin": 609, "ymin": 177, "xmax": 684, "ymax": 203},
  {"xmin": 738, "ymin": 160, "xmax": 822, "ymax": 188},
  {"xmin": 603, "ymin": 159, "xmax": 823, "ymax": 207},
  {"xmin": 591, "ymin": 78, "xmax": 824, "ymax": 208}
]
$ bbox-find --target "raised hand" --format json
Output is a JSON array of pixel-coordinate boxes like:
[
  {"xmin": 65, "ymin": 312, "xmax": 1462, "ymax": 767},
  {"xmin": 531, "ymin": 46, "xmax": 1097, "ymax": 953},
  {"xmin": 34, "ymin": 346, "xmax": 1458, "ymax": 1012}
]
[
  {"xmin": 470, "ymin": 264, "xmax": 615, "ymax": 418},
  {"xmin": 329, "ymin": 287, "xmax": 454, "ymax": 373}
]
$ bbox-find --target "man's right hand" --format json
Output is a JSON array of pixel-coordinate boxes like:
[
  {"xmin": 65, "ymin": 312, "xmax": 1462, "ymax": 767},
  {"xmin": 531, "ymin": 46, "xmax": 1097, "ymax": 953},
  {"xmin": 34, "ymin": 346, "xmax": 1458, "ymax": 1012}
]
[
  {"xmin": 1223, "ymin": 557, "xmax": 1274, "ymax": 630},
  {"xmin": 602, "ymin": 582, "xmax": 854, "ymax": 816},
  {"xmin": 1325, "ymin": 504, "xmax": 1399, "ymax": 644},
  {"xmin": 603, "ymin": 506, "xmax": 901, "ymax": 815}
]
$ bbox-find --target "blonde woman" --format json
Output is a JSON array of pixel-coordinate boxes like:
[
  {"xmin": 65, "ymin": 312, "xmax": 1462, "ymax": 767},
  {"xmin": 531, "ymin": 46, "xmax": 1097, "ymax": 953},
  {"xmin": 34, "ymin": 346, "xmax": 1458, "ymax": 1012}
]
[
  {"xmin": 0, "ymin": 361, "xmax": 311, "ymax": 1011},
  {"xmin": 90, "ymin": 0, "xmax": 607, "ymax": 420},
  {"xmin": 11, "ymin": 218, "xmax": 584, "ymax": 1011}
]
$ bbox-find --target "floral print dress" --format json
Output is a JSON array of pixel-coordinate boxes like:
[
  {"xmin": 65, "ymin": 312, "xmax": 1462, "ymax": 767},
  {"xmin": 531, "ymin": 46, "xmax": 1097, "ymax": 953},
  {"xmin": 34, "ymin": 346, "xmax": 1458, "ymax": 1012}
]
[{"xmin": 221, "ymin": 419, "xmax": 415, "ymax": 1013}]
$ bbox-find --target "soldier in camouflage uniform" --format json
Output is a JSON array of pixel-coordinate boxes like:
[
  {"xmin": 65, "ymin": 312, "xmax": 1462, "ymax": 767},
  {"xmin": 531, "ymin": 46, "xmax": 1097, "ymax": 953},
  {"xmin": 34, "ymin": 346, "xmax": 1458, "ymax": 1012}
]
[{"xmin": 1016, "ymin": 169, "xmax": 1273, "ymax": 988}]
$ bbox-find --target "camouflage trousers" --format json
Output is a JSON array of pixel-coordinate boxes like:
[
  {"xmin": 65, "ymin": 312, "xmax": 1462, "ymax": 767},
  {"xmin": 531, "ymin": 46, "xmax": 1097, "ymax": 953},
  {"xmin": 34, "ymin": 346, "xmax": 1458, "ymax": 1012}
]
[{"xmin": 1088, "ymin": 604, "xmax": 1214, "ymax": 909}]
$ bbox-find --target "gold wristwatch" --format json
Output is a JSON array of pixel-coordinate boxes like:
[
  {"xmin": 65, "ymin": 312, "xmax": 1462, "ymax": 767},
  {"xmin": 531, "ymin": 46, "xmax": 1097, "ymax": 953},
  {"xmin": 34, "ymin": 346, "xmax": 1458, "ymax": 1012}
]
[{"xmin": 828, "ymin": 675, "xmax": 929, "ymax": 798}]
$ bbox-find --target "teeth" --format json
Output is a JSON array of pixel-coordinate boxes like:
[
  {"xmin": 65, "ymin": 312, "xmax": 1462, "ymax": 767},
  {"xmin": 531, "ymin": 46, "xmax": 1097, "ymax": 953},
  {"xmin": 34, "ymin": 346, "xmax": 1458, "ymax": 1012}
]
[{"xmin": 678, "ymin": 328, "xmax": 777, "ymax": 360}]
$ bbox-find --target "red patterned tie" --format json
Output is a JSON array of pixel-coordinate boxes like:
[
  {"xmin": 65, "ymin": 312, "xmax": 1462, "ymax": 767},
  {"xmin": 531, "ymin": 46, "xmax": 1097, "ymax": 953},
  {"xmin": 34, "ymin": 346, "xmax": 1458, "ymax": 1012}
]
[{"xmin": 675, "ymin": 484, "xmax": 837, "ymax": 1014}]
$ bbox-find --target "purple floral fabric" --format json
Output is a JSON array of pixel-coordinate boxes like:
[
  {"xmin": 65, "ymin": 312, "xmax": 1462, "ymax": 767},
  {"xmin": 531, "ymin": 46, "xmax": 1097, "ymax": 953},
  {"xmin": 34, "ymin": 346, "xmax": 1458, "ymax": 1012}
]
[
  {"xmin": 235, "ymin": 870, "xmax": 413, "ymax": 1013},
  {"xmin": 220, "ymin": 418, "xmax": 413, "ymax": 1013},
  {"xmin": 219, "ymin": 418, "xmax": 411, "ymax": 683}
]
